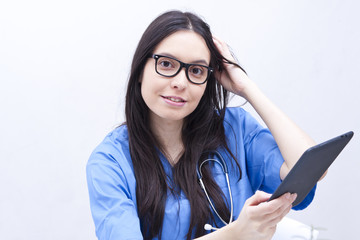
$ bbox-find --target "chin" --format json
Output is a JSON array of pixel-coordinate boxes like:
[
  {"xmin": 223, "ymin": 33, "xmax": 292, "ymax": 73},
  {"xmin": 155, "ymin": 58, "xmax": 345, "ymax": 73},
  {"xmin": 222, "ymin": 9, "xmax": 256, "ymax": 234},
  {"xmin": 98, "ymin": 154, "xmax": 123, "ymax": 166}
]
[
  {"xmin": 162, "ymin": 113, "xmax": 187, "ymax": 122},
  {"xmin": 155, "ymin": 110, "xmax": 191, "ymax": 122}
]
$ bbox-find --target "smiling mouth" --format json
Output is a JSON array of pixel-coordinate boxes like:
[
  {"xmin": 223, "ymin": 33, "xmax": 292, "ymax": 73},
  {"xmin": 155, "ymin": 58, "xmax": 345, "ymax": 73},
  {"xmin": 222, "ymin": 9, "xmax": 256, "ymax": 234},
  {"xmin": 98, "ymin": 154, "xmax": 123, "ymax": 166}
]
[{"xmin": 162, "ymin": 96, "xmax": 186, "ymax": 102}]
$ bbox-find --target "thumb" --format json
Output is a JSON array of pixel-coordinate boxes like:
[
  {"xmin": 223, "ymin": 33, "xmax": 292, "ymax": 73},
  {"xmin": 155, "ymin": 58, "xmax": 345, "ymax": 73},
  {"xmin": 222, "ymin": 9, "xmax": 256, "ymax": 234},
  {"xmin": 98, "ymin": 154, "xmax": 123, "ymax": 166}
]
[{"xmin": 247, "ymin": 191, "xmax": 272, "ymax": 206}]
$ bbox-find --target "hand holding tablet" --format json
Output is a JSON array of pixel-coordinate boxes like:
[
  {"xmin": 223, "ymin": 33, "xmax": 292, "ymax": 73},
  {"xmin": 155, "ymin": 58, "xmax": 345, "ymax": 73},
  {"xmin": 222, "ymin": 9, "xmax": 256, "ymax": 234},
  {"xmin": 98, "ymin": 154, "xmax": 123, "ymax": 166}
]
[{"xmin": 269, "ymin": 131, "xmax": 354, "ymax": 206}]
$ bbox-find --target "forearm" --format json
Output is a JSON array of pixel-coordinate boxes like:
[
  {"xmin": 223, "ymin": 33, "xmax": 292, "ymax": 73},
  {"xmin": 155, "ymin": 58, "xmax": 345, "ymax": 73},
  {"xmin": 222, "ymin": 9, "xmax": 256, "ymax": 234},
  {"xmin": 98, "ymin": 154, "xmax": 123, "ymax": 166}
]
[{"xmin": 242, "ymin": 82, "xmax": 316, "ymax": 179}]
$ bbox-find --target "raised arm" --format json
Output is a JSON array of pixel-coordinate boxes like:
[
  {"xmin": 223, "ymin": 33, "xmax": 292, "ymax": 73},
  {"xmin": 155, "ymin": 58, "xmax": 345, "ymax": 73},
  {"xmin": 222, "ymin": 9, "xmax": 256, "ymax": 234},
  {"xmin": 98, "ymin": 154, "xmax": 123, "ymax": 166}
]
[{"xmin": 212, "ymin": 36, "xmax": 321, "ymax": 180}]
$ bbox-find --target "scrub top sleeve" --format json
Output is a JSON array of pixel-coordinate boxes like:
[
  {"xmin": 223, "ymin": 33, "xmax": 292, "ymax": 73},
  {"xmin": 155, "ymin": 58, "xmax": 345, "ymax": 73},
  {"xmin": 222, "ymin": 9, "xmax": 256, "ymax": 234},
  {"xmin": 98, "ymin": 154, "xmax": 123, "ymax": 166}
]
[
  {"xmin": 86, "ymin": 151, "xmax": 142, "ymax": 240},
  {"xmin": 238, "ymin": 108, "xmax": 316, "ymax": 210},
  {"xmin": 245, "ymin": 127, "xmax": 284, "ymax": 194},
  {"xmin": 227, "ymin": 108, "xmax": 282, "ymax": 193}
]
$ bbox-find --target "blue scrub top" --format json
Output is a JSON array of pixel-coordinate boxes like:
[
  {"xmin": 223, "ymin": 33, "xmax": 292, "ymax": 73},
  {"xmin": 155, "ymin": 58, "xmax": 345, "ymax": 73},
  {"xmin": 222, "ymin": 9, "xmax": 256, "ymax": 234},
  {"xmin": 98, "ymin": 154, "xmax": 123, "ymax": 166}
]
[{"xmin": 86, "ymin": 107, "xmax": 316, "ymax": 240}]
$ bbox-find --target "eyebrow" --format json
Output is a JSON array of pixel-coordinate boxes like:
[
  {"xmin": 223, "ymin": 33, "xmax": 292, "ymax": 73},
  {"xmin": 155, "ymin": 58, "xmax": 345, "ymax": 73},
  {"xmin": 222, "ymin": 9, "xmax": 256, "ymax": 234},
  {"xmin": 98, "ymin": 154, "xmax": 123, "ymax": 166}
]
[{"xmin": 157, "ymin": 52, "xmax": 210, "ymax": 66}]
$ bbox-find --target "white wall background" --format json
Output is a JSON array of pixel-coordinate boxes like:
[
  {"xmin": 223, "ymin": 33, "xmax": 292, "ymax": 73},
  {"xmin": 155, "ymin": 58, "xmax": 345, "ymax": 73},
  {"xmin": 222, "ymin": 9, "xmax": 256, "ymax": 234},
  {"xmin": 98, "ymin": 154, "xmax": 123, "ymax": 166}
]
[{"xmin": 0, "ymin": 0, "xmax": 359, "ymax": 239}]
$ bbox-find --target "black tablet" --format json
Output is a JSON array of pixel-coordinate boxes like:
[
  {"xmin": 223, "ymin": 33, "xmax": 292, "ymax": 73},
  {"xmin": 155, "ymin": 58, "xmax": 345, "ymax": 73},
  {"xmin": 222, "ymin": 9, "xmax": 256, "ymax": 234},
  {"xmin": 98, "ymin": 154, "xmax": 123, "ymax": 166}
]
[{"xmin": 268, "ymin": 131, "xmax": 354, "ymax": 207}]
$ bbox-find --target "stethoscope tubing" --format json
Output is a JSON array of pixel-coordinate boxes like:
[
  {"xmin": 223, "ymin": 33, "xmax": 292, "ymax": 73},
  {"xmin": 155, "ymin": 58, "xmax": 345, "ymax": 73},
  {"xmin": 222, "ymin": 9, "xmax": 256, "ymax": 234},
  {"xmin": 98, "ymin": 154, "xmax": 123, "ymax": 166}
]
[{"xmin": 197, "ymin": 151, "xmax": 234, "ymax": 227}]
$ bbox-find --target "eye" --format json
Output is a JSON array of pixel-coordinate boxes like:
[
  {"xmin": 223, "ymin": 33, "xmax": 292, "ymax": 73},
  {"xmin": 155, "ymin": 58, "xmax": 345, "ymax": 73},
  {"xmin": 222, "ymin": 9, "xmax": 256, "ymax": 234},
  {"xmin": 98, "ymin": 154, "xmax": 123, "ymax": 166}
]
[
  {"xmin": 189, "ymin": 66, "xmax": 205, "ymax": 77},
  {"xmin": 160, "ymin": 60, "xmax": 172, "ymax": 68},
  {"xmin": 157, "ymin": 58, "xmax": 176, "ymax": 70}
]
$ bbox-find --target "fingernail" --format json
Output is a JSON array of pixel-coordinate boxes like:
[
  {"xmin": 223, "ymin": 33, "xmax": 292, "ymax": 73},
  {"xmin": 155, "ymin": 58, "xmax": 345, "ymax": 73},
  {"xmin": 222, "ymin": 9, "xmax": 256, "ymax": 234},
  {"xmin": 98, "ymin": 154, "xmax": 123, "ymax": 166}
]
[
  {"xmin": 291, "ymin": 193, "xmax": 297, "ymax": 202},
  {"xmin": 285, "ymin": 193, "xmax": 291, "ymax": 200}
]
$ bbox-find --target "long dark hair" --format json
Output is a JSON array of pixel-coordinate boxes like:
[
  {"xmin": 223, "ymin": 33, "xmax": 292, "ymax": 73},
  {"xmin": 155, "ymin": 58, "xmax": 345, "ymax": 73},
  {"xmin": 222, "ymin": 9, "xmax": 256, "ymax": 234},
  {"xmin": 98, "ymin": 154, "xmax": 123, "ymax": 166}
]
[{"xmin": 125, "ymin": 10, "xmax": 242, "ymax": 239}]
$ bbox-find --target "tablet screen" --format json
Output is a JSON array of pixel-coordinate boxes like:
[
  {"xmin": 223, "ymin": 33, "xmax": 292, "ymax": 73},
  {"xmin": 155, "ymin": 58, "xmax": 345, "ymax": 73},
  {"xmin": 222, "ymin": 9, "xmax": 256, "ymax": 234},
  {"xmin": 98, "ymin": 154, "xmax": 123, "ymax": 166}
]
[{"xmin": 268, "ymin": 131, "xmax": 353, "ymax": 206}]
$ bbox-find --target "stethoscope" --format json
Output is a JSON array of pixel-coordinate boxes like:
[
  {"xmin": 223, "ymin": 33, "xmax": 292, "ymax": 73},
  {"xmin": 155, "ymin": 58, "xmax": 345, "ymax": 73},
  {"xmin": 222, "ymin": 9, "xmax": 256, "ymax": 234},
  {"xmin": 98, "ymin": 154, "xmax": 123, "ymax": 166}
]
[{"xmin": 196, "ymin": 151, "xmax": 234, "ymax": 231}]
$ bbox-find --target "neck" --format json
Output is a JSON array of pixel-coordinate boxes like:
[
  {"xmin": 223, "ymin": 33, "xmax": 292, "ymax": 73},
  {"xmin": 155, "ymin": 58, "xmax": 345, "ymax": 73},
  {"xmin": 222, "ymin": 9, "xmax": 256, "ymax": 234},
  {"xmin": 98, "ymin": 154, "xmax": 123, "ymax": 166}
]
[{"xmin": 150, "ymin": 117, "xmax": 184, "ymax": 165}]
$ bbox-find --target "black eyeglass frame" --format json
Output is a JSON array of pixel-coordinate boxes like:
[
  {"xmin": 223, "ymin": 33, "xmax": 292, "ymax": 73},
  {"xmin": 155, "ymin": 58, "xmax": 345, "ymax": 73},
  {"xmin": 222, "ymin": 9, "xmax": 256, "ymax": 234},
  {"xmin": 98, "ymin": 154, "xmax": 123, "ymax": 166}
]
[{"xmin": 148, "ymin": 54, "xmax": 213, "ymax": 85}]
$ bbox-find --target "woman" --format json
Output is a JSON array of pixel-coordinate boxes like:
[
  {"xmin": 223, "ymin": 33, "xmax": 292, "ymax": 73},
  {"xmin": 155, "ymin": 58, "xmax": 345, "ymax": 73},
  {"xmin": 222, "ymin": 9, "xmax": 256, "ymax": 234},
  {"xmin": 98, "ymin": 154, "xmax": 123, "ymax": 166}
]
[{"xmin": 87, "ymin": 10, "xmax": 318, "ymax": 240}]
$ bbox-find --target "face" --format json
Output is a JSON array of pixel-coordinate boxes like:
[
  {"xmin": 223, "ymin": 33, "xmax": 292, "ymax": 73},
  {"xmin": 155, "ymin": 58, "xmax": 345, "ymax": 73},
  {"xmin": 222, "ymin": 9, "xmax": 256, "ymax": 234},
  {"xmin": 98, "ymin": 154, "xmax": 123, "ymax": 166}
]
[{"xmin": 140, "ymin": 30, "xmax": 211, "ymax": 125}]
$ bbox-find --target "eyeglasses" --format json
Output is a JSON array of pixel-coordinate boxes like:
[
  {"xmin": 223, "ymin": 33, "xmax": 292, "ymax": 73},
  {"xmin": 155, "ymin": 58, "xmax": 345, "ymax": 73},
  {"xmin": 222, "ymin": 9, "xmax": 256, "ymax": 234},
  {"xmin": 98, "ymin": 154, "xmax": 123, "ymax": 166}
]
[{"xmin": 148, "ymin": 54, "xmax": 213, "ymax": 85}]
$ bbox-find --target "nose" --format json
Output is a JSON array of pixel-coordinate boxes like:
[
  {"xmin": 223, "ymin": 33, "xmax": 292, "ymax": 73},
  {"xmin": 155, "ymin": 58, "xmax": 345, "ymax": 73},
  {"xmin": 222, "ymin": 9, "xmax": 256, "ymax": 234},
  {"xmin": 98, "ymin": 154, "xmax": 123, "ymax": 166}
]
[{"xmin": 170, "ymin": 67, "xmax": 188, "ymax": 90}]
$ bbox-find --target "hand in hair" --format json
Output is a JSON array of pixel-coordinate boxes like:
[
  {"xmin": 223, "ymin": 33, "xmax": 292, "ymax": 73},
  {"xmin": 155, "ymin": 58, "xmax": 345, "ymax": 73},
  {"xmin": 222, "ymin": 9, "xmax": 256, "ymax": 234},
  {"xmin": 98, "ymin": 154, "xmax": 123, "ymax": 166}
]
[
  {"xmin": 212, "ymin": 36, "xmax": 255, "ymax": 99},
  {"xmin": 213, "ymin": 36, "xmax": 318, "ymax": 181}
]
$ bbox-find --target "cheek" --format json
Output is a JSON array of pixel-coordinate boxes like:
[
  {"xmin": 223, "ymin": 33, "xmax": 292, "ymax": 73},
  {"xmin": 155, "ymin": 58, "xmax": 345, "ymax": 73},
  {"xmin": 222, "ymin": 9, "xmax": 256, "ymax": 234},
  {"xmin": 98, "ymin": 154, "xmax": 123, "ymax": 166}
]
[
  {"xmin": 140, "ymin": 61, "xmax": 152, "ymax": 84},
  {"xmin": 194, "ymin": 84, "xmax": 207, "ymax": 102},
  {"xmin": 189, "ymin": 84, "xmax": 207, "ymax": 111},
  {"xmin": 140, "ymin": 79, "xmax": 154, "ymax": 106},
  {"xmin": 140, "ymin": 63, "xmax": 156, "ymax": 99}
]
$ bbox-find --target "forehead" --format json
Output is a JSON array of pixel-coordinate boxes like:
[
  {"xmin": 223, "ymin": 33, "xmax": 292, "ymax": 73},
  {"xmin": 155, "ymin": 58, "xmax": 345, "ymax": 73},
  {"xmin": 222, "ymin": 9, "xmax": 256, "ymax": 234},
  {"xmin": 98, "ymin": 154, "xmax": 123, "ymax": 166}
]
[{"xmin": 153, "ymin": 30, "xmax": 211, "ymax": 64}]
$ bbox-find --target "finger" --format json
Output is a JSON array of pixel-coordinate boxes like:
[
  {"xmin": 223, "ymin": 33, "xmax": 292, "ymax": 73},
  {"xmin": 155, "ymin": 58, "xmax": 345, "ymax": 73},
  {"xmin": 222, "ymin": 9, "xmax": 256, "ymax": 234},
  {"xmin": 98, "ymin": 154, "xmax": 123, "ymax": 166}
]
[
  {"xmin": 266, "ymin": 198, "xmax": 293, "ymax": 222},
  {"xmin": 212, "ymin": 37, "xmax": 224, "ymax": 53},
  {"xmin": 212, "ymin": 36, "xmax": 233, "ymax": 60},
  {"xmin": 242, "ymin": 192, "xmax": 273, "ymax": 221},
  {"xmin": 212, "ymin": 35, "xmax": 222, "ymax": 45},
  {"xmin": 257, "ymin": 198, "xmax": 294, "ymax": 232},
  {"xmin": 212, "ymin": 35, "xmax": 227, "ymax": 48},
  {"xmin": 261, "ymin": 204, "xmax": 292, "ymax": 231},
  {"xmin": 246, "ymin": 191, "xmax": 272, "ymax": 206},
  {"xmin": 255, "ymin": 192, "xmax": 296, "ymax": 215}
]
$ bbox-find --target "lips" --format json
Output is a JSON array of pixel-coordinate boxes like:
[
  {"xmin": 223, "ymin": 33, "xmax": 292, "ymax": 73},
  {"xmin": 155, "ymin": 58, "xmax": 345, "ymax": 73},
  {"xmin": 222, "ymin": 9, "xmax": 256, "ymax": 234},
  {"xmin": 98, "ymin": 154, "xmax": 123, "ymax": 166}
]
[
  {"xmin": 161, "ymin": 95, "xmax": 187, "ymax": 107},
  {"xmin": 162, "ymin": 96, "xmax": 186, "ymax": 103}
]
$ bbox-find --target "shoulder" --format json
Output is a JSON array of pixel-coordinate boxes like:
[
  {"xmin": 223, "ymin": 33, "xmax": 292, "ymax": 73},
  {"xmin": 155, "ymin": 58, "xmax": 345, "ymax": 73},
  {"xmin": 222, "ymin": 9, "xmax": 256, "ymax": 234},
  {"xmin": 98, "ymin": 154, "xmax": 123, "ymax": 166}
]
[
  {"xmin": 105, "ymin": 124, "xmax": 129, "ymax": 145},
  {"xmin": 224, "ymin": 107, "xmax": 260, "ymax": 125},
  {"xmin": 87, "ymin": 125, "xmax": 134, "ymax": 179},
  {"xmin": 223, "ymin": 107, "xmax": 265, "ymax": 138},
  {"xmin": 90, "ymin": 124, "xmax": 129, "ymax": 158}
]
